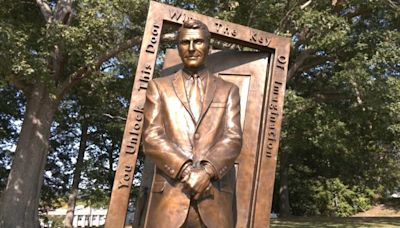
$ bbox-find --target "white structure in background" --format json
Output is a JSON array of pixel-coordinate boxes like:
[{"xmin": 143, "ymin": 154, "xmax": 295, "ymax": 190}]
[
  {"xmin": 391, "ymin": 192, "xmax": 400, "ymax": 198},
  {"xmin": 47, "ymin": 205, "xmax": 107, "ymax": 227}
]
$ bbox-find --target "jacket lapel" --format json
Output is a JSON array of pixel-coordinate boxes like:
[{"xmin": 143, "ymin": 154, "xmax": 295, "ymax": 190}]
[
  {"xmin": 172, "ymin": 70, "xmax": 196, "ymax": 122},
  {"xmin": 196, "ymin": 72, "xmax": 216, "ymax": 129}
]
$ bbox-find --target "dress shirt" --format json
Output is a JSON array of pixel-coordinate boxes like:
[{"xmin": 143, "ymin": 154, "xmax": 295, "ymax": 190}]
[{"xmin": 182, "ymin": 68, "xmax": 208, "ymax": 102}]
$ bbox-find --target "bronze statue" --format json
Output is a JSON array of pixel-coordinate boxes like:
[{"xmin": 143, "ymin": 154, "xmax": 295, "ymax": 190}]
[{"xmin": 143, "ymin": 19, "xmax": 243, "ymax": 228}]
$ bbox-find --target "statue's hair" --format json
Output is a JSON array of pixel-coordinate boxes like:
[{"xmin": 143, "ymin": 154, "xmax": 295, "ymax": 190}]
[{"xmin": 178, "ymin": 19, "xmax": 211, "ymax": 42}]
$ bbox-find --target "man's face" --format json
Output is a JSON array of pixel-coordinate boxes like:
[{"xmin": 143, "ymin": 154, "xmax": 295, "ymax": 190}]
[{"xmin": 178, "ymin": 28, "xmax": 209, "ymax": 71}]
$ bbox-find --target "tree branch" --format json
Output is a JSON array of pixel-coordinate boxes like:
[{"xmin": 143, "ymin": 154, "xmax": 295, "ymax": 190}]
[
  {"xmin": 50, "ymin": 1, "xmax": 73, "ymax": 88},
  {"xmin": 56, "ymin": 30, "xmax": 219, "ymax": 97},
  {"xmin": 300, "ymin": 0, "xmax": 312, "ymax": 10},
  {"xmin": 52, "ymin": 44, "xmax": 67, "ymax": 84},
  {"xmin": 292, "ymin": 28, "xmax": 312, "ymax": 54},
  {"xmin": 93, "ymin": 37, "xmax": 142, "ymax": 71},
  {"xmin": 103, "ymin": 113, "xmax": 127, "ymax": 121},
  {"xmin": 350, "ymin": 79, "xmax": 363, "ymax": 106},
  {"xmin": 9, "ymin": 75, "xmax": 31, "ymax": 95},
  {"xmin": 55, "ymin": 0, "xmax": 73, "ymax": 25},
  {"xmin": 385, "ymin": 0, "xmax": 400, "ymax": 11},
  {"xmin": 288, "ymin": 53, "xmax": 336, "ymax": 82},
  {"xmin": 275, "ymin": 1, "xmax": 299, "ymax": 34},
  {"xmin": 312, "ymin": 92, "xmax": 351, "ymax": 102},
  {"xmin": 211, "ymin": 40, "xmax": 241, "ymax": 50},
  {"xmin": 344, "ymin": 7, "xmax": 372, "ymax": 21},
  {"xmin": 57, "ymin": 36, "xmax": 142, "ymax": 97},
  {"xmin": 36, "ymin": 0, "xmax": 52, "ymax": 23},
  {"xmin": 161, "ymin": 32, "xmax": 177, "ymax": 43},
  {"xmin": 298, "ymin": 55, "xmax": 336, "ymax": 72},
  {"xmin": 287, "ymin": 49, "xmax": 313, "ymax": 81}
]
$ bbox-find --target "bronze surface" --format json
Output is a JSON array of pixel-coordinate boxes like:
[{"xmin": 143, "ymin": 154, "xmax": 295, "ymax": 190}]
[
  {"xmin": 105, "ymin": 1, "xmax": 290, "ymax": 228},
  {"xmin": 142, "ymin": 19, "xmax": 242, "ymax": 228},
  {"xmin": 139, "ymin": 49, "xmax": 271, "ymax": 228}
]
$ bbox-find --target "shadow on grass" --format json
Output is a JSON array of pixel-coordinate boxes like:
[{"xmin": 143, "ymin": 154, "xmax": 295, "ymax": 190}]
[{"xmin": 270, "ymin": 217, "xmax": 400, "ymax": 228}]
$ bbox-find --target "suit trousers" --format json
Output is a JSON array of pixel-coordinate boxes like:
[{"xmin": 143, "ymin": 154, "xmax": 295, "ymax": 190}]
[{"xmin": 181, "ymin": 201, "xmax": 207, "ymax": 228}]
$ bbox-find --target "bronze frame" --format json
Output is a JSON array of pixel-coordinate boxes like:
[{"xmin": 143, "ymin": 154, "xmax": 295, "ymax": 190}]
[{"xmin": 105, "ymin": 1, "xmax": 290, "ymax": 227}]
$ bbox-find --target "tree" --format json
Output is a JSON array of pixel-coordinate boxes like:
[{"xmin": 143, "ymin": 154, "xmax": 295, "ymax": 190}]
[
  {"xmin": 272, "ymin": 0, "xmax": 400, "ymax": 216},
  {"xmin": 0, "ymin": 87, "xmax": 24, "ymax": 192},
  {"xmin": 62, "ymin": 118, "xmax": 88, "ymax": 228},
  {"xmin": 1, "ymin": 0, "xmax": 399, "ymax": 225},
  {"xmin": 0, "ymin": 0, "xmax": 147, "ymax": 226},
  {"xmin": 61, "ymin": 67, "xmax": 132, "ymax": 227}
]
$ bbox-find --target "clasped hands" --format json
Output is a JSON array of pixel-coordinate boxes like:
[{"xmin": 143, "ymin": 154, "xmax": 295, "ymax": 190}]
[{"xmin": 181, "ymin": 166, "xmax": 212, "ymax": 200}]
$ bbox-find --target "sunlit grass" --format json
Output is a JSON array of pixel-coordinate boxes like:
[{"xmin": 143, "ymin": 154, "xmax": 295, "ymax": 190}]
[{"xmin": 270, "ymin": 217, "xmax": 400, "ymax": 228}]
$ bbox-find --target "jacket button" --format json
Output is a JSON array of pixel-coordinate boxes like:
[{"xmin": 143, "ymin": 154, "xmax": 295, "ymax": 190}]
[{"xmin": 194, "ymin": 133, "xmax": 200, "ymax": 139}]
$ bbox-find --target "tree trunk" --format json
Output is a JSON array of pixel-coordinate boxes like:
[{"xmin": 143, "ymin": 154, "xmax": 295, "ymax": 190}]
[
  {"xmin": 108, "ymin": 141, "xmax": 115, "ymax": 190},
  {"xmin": 279, "ymin": 152, "xmax": 291, "ymax": 217},
  {"xmin": 0, "ymin": 85, "xmax": 58, "ymax": 228},
  {"xmin": 63, "ymin": 121, "xmax": 89, "ymax": 228}
]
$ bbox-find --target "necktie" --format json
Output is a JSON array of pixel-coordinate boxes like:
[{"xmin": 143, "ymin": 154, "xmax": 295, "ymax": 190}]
[{"xmin": 189, "ymin": 73, "xmax": 202, "ymax": 122}]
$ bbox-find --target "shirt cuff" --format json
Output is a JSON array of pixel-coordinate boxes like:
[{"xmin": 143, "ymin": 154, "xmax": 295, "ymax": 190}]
[
  {"xmin": 178, "ymin": 161, "xmax": 192, "ymax": 180},
  {"xmin": 201, "ymin": 162, "xmax": 216, "ymax": 179}
]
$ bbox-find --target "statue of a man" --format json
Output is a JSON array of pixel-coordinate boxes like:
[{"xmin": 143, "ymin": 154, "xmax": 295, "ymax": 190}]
[{"xmin": 143, "ymin": 19, "xmax": 242, "ymax": 228}]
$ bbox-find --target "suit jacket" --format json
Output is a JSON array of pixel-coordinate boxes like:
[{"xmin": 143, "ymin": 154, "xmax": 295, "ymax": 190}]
[{"xmin": 143, "ymin": 69, "xmax": 242, "ymax": 228}]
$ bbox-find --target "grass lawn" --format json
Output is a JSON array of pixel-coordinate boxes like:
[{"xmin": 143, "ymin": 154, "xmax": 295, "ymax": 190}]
[{"xmin": 270, "ymin": 217, "xmax": 400, "ymax": 228}]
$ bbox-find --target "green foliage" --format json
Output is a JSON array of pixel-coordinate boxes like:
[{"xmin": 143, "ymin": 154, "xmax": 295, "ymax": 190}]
[
  {"xmin": 290, "ymin": 177, "xmax": 374, "ymax": 217},
  {"xmin": 0, "ymin": 87, "xmax": 24, "ymax": 192},
  {"xmin": 0, "ymin": 0, "xmax": 399, "ymax": 219},
  {"xmin": 274, "ymin": 0, "xmax": 400, "ymax": 217},
  {"xmin": 295, "ymin": 9, "xmax": 350, "ymax": 50},
  {"xmin": 1, "ymin": 0, "xmax": 141, "ymax": 213},
  {"xmin": 166, "ymin": 0, "xmax": 400, "ymax": 217},
  {"xmin": 0, "ymin": 0, "xmax": 146, "ymax": 94},
  {"xmin": 40, "ymin": 68, "xmax": 132, "ymax": 207},
  {"xmin": 0, "ymin": 87, "xmax": 24, "ymax": 146}
]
